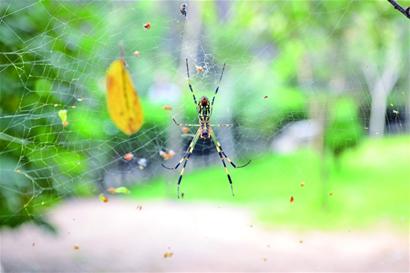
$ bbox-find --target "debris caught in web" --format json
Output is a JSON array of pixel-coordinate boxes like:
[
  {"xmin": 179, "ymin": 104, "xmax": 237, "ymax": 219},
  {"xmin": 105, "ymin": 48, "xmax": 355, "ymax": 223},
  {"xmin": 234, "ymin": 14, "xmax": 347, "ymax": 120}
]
[
  {"xmin": 163, "ymin": 251, "xmax": 173, "ymax": 258},
  {"xmin": 163, "ymin": 105, "xmax": 173, "ymax": 111},
  {"xmin": 137, "ymin": 158, "xmax": 147, "ymax": 170},
  {"xmin": 106, "ymin": 59, "xmax": 144, "ymax": 135},
  {"xmin": 58, "ymin": 109, "xmax": 69, "ymax": 127},
  {"xmin": 107, "ymin": 186, "xmax": 130, "ymax": 195},
  {"xmin": 160, "ymin": 149, "xmax": 176, "ymax": 160},
  {"xmin": 123, "ymin": 152, "xmax": 134, "ymax": 161},
  {"xmin": 181, "ymin": 127, "xmax": 190, "ymax": 134},
  {"xmin": 99, "ymin": 193, "xmax": 109, "ymax": 203},
  {"xmin": 195, "ymin": 65, "xmax": 204, "ymax": 73},
  {"xmin": 144, "ymin": 22, "xmax": 151, "ymax": 30},
  {"xmin": 136, "ymin": 205, "xmax": 143, "ymax": 210}
]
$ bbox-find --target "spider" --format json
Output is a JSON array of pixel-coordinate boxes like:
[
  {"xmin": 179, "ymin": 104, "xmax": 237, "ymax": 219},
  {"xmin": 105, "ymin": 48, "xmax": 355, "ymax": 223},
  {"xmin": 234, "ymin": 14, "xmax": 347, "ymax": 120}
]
[{"xmin": 162, "ymin": 58, "xmax": 251, "ymax": 198}]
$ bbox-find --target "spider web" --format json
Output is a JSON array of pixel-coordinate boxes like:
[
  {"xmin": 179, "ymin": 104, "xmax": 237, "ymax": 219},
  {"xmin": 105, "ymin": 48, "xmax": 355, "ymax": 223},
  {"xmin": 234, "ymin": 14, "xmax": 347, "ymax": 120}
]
[{"xmin": 0, "ymin": 0, "xmax": 408, "ymax": 225}]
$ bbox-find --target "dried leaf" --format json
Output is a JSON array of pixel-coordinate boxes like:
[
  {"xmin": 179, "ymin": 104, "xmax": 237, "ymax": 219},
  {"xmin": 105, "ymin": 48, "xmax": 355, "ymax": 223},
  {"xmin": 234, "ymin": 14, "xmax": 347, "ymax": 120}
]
[
  {"xmin": 163, "ymin": 251, "xmax": 173, "ymax": 258},
  {"xmin": 106, "ymin": 59, "xmax": 144, "ymax": 135}
]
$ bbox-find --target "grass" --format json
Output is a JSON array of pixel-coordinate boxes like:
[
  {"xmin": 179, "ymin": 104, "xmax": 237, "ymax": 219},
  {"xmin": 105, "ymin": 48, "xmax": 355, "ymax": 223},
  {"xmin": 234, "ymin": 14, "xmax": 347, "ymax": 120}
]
[{"xmin": 130, "ymin": 136, "xmax": 410, "ymax": 230}]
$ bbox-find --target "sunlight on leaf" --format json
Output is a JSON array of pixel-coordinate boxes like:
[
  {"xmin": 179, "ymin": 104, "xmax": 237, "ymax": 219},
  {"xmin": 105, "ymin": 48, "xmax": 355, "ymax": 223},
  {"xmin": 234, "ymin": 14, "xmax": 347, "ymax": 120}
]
[{"xmin": 106, "ymin": 59, "xmax": 143, "ymax": 135}]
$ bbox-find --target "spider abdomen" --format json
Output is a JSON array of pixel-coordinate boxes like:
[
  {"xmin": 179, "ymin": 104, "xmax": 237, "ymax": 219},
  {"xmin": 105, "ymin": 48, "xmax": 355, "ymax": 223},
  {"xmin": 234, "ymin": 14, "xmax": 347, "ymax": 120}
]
[{"xmin": 200, "ymin": 123, "xmax": 211, "ymax": 139}]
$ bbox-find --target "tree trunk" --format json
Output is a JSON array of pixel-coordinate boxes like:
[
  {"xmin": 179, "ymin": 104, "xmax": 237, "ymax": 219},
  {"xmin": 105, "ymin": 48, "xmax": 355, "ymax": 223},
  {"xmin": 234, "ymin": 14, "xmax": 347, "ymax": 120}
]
[
  {"xmin": 369, "ymin": 91, "xmax": 388, "ymax": 136},
  {"xmin": 362, "ymin": 47, "xmax": 399, "ymax": 137}
]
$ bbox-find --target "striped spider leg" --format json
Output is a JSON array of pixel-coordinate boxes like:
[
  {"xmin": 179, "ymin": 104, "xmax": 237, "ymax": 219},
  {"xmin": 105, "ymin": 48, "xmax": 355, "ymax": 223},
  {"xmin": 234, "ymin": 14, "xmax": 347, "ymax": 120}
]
[
  {"xmin": 209, "ymin": 129, "xmax": 251, "ymax": 196},
  {"xmin": 162, "ymin": 58, "xmax": 251, "ymax": 198},
  {"xmin": 161, "ymin": 128, "xmax": 201, "ymax": 198}
]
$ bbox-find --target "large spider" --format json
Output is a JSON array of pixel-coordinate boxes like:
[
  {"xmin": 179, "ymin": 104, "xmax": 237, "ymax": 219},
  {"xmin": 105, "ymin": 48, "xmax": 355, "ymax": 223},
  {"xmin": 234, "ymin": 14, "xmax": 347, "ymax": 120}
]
[{"xmin": 162, "ymin": 59, "xmax": 251, "ymax": 198}]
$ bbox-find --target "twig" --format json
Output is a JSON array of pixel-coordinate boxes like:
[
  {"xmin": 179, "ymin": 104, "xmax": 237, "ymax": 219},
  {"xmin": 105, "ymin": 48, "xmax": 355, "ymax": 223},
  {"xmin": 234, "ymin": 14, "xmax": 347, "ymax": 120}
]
[{"xmin": 387, "ymin": 0, "xmax": 410, "ymax": 20}]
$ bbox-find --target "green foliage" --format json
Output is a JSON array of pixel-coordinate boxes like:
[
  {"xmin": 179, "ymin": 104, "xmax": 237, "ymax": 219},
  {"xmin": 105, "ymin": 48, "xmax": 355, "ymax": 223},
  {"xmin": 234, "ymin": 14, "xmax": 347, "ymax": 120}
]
[
  {"xmin": 0, "ymin": 0, "xmax": 408, "ymax": 230},
  {"xmin": 0, "ymin": 2, "xmax": 104, "ymax": 227},
  {"xmin": 131, "ymin": 136, "xmax": 410, "ymax": 229},
  {"xmin": 325, "ymin": 98, "xmax": 363, "ymax": 159},
  {"xmin": 237, "ymin": 83, "xmax": 306, "ymax": 140}
]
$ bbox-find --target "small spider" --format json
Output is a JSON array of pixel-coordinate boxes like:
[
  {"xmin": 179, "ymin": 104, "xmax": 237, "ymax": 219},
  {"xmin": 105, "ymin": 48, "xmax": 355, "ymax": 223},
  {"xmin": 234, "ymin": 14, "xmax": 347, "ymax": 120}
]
[
  {"xmin": 180, "ymin": 3, "xmax": 187, "ymax": 17},
  {"xmin": 162, "ymin": 59, "xmax": 251, "ymax": 198}
]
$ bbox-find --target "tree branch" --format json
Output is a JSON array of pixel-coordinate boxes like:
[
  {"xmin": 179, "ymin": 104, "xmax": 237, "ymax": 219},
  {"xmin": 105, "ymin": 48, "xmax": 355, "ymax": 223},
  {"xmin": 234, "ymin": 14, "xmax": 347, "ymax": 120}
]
[{"xmin": 387, "ymin": 0, "xmax": 410, "ymax": 20}]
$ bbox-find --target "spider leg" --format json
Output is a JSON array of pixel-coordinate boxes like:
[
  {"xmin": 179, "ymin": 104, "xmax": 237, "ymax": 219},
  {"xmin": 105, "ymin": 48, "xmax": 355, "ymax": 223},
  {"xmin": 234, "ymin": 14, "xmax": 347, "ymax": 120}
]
[
  {"xmin": 186, "ymin": 58, "xmax": 198, "ymax": 105},
  {"xmin": 176, "ymin": 139, "xmax": 197, "ymax": 198},
  {"xmin": 210, "ymin": 130, "xmax": 251, "ymax": 169},
  {"xmin": 161, "ymin": 129, "xmax": 201, "ymax": 198},
  {"xmin": 211, "ymin": 63, "xmax": 226, "ymax": 107},
  {"xmin": 210, "ymin": 131, "xmax": 235, "ymax": 196},
  {"xmin": 172, "ymin": 117, "xmax": 200, "ymax": 127}
]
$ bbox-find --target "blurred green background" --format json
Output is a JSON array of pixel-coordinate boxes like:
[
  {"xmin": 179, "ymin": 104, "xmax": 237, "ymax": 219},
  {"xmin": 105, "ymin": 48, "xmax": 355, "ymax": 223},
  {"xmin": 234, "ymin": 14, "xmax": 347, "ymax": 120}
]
[{"xmin": 0, "ymin": 0, "xmax": 409, "ymax": 232}]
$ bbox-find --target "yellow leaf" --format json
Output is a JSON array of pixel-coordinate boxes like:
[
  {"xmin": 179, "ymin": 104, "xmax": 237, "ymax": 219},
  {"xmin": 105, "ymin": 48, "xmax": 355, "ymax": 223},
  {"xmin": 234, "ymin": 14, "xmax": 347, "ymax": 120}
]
[
  {"xmin": 58, "ymin": 109, "xmax": 69, "ymax": 127},
  {"xmin": 107, "ymin": 186, "xmax": 130, "ymax": 194},
  {"xmin": 106, "ymin": 59, "xmax": 143, "ymax": 135}
]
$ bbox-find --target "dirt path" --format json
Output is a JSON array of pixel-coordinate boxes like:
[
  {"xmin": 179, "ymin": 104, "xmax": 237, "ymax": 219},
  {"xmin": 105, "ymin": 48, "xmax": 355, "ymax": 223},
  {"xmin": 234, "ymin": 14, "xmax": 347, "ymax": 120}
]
[{"xmin": 1, "ymin": 199, "xmax": 408, "ymax": 272}]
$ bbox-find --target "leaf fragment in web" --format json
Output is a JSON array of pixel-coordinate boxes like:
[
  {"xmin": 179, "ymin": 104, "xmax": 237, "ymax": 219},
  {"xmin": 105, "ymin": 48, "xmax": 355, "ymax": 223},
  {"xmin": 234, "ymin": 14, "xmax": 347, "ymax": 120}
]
[
  {"xmin": 106, "ymin": 59, "xmax": 144, "ymax": 135},
  {"xmin": 163, "ymin": 252, "xmax": 173, "ymax": 258},
  {"xmin": 58, "ymin": 109, "xmax": 69, "ymax": 127},
  {"xmin": 99, "ymin": 193, "xmax": 109, "ymax": 203},
  {"xmin": 107, "ymin": 186, "xmax": 130, "ymax": 195},
  {"xmin": 159, "ymin": 149, "xmax": 176, "ymax": 160}
]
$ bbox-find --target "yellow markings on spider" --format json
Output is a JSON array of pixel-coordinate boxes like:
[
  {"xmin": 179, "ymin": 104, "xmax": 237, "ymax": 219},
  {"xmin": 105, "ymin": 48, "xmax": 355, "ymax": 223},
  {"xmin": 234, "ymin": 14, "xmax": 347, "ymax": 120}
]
[
  {"xmin": 106, "ymin": 59, "xmax": 143, "ymax": 135},
  {"xmin": 161, "ymin": 59, "xmax": 251, "ymax": 198}
]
